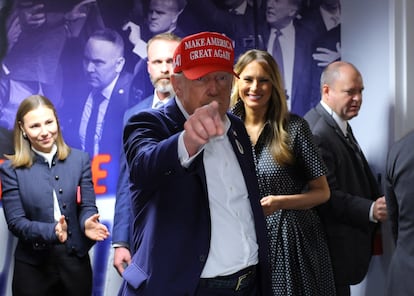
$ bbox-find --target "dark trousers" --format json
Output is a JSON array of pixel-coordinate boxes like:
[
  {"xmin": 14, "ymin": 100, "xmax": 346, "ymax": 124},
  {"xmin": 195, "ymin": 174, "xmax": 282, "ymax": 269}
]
[
  {"xmin": 336, "ymin": 284, "xmax": 351, "ymax": 296},
  {"xmin": 195, "ymin": 266, "xmax": 258, "ymax": 296},
  {"xmin": 12, "ymin": 245, "xmax": 92, "ymax": 296}
]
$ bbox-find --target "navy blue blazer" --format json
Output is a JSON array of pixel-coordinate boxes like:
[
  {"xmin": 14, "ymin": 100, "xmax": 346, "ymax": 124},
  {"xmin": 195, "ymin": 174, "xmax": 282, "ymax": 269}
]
[
  {"xmin": 119, "ymin": 98, "xmax": 271, "ymax": 295},
  {"xmin": 0, "ymin": 148, "xmax": 98, "ymax": 265},
  {"xmin": 384, "ymin": 130, "xmax": 414, "ymax": 295},
  {"xmin": 112, "ymin": 95, "xmax": 153, "ymax": 247},
  {"xmin": 304, "ymin": 103, "xmax": 380, "ymax": 286}
]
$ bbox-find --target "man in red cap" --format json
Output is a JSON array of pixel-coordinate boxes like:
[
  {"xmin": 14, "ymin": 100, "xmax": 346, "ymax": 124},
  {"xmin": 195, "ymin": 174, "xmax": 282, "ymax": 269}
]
[{"xmin": 119, "ymin": 31, "xmax": 272, "ymax": 296}]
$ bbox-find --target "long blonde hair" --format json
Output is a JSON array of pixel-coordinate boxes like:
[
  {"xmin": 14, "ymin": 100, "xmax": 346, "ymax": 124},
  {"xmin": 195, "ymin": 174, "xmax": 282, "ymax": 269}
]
[
  {"xmin": 231, "ymin": 49, "xmax": 293, "ymax": 166},
  {"xmin": 5, "ymin": 94, "xmax": 70, "ymax": 168}
]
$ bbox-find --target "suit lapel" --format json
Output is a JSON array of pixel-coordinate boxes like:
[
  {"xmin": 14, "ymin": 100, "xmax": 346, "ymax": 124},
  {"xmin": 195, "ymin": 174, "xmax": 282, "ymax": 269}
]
[{"xmin": 316, "ymin": 103, "xmax": 351, "ymax": 147}]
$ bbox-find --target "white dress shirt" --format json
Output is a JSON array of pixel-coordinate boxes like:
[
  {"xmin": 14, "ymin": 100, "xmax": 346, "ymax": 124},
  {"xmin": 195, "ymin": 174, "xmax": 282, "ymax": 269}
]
[
  {"xmin": 175, "ymin": 98, "xmax": 259, "ymax": 277},
  {"xmin": 32, "ymin": 144, "xmax": 62, "ymax": 222}
]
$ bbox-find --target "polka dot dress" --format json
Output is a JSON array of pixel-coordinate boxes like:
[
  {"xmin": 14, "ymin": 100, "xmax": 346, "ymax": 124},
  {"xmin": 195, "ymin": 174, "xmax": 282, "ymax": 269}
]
[{"xmin": 253, "ymin": 114, "xmax": 336, "ymax": 296}]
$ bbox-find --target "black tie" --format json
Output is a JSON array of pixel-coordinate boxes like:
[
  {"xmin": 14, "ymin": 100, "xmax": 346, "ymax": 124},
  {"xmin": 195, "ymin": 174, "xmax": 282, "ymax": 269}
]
[
  {"xmin": 85, "ymin": 93, "xmax": 105, "ymax": 157},
  {"xmin": 272, "ymin": 29, "xmax": 284, "ymax": 80},
  {"xmin": 346, "ymin": 124, "xmax": 364, "ymax": 165}
]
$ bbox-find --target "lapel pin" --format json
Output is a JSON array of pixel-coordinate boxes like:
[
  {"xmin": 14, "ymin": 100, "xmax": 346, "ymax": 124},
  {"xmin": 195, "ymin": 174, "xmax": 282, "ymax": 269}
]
[{"xmin": 236, "ymin": 139, "xmax": 244, "ymax": 155}]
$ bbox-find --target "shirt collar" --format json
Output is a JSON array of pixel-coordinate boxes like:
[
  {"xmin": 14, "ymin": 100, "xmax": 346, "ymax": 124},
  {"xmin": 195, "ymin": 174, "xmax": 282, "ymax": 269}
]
[
  {"xmin": 320, "ymin": 100, "xmax": 347, "ymax": 136},
  {"xmin": 32, "ymin": 144, "xmax": 57, "ymax": 167},
  {"xmin": 152, "ymin": 90, "xmax": 173, "ymax": 108}
]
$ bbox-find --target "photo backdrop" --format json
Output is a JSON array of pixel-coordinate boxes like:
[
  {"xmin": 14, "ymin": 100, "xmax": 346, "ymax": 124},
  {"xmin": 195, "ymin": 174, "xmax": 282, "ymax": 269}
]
[{"xmin": 0, "ymin": 0, "xmax": 341, "ymax": 295}]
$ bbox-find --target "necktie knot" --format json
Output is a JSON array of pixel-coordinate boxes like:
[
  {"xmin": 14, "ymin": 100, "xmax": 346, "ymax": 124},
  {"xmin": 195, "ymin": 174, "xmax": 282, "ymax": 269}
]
[
  {"xmin": 275, "ymin": 29, "xmax": 282, "ymax": 38},
  {"xmin": 93, "ymin": 92, "xmax": 106, "ymax": 106}
]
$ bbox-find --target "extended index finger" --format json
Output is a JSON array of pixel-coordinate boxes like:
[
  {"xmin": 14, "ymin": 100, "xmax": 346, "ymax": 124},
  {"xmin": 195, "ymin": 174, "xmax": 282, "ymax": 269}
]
[{"xmin": 207, "ymin": 101, "xmax": 224, "ymax": 136}]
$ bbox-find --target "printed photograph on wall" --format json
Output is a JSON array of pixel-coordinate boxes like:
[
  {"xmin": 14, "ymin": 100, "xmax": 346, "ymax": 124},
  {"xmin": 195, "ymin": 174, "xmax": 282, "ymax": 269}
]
[{"xmin": 0, "ymin": 0, "xmax": 341, "ymax": 295}]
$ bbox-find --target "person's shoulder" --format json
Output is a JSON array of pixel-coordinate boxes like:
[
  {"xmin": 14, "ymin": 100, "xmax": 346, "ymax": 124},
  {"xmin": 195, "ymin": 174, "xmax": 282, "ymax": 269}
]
[
  {"xmin": 304, "ymin": 106, "xmax": 324, "ymax": 126},
  {"xmin": 125, "ymin": 102, "xmax": 169, "ymax": 131},
  {"xmin": 114, "ymin": 71, "xmax": 135, "ymax": 99},
  {"xmin": 398, "ymin": 130, "xmax": 414, "ymax": 144},
  {"xmin": 128, "ymin": 96, "xmax": 153, "ymax": 114},
  {"xmin": 119, "ymin": 70, "xmax": 134, "ymax": 83},
  {"xmin": 0, "ymin": 158, "xmax": 12, "ymax": 169},
  {"xmin": 287, "ymin": 113, "xmax": 311, "ymax": 129},
  {"xmin": 288, "ymin": 112, "xmax": 305, "ymax": 122},
  {"xmin": 65, "ymin": 147, "xmax": 91, "ymax": 161},
  {"xmin": 389, "ymin": 130, "xmax": 414, "ymax": 155},
  {"xmin": 303, "ymin": 105, "xmax": 318, "ymax": 118}
]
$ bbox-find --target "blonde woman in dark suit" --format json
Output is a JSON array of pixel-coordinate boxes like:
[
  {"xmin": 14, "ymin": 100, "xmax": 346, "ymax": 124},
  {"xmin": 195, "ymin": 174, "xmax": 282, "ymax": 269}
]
[{"xmin": 0, "ymin": 94, "xmax": 109, "ymax": 296}]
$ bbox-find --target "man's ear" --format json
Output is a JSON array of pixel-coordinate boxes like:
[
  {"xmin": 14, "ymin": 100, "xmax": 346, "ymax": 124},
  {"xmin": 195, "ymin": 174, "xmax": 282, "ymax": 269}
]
[
  {"xmin": 116, "ymin": 57, "xmax": 126, "ymax": 73},
  {"xmin": 321, "ymin": 84, "xmax": 330, "ymax": 97},
  {"xmin": 170, "ymin": 74, "xmax": 180, "ymax": 96}
]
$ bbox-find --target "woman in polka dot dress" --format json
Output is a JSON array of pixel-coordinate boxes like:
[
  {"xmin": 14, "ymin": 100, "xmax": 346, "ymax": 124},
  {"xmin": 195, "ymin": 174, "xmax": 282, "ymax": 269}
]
[{"xmin": 231, "ymin": 49, "xmax": 336, "ymax": 296}]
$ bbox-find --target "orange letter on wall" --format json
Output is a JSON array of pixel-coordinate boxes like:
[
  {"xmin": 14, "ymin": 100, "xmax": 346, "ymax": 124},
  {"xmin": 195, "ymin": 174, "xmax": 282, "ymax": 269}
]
[{"xmin": 91, "ymin": 154, "xmax": 111, "ymax": 195}]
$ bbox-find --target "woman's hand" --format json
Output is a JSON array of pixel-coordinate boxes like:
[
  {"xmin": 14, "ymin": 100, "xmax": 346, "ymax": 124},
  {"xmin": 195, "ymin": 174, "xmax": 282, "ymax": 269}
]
[
  {"xmin": 260, "ymin": 195, "xmax": 282, "ymax": 216},
  {"xmin": 55, "ymin": 215, "xmax": 68, "ymax": 243},
  {"xmin": 85, "ymin": 213, "xmax": 110, "ymax": 241}
]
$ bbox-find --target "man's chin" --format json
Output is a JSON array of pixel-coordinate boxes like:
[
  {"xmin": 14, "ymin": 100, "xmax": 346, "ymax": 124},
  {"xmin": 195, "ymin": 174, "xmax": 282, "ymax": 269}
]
[{"xmin": 346, "ymin": 112, "xmax": 359, "ymax": 120}]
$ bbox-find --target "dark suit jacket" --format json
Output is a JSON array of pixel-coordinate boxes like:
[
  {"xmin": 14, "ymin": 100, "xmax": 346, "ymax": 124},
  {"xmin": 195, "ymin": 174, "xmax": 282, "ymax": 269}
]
[
  {"xmin": 263, "ymin": 19, "xmax": 314, "ymax": 117},
  {"xmin": 119, "ymin": 98, "xmax": 271, "ymax": 295},
  {"xmin": 0, "ymin": 127, "xmax": 13, "ymax": 159},
  {"xmin": 0, "ymin": 148, "xmax": 97, "ymax": 265},
  {"xmin": 112, "ymin": 95, "xmax": 153, "ymax": 247},
  {"xmin": 60, "ymin": 71, "xmax": 133, "ymax": 195},
  {"xmin": 384, "ymin": 130, "xmax": 414, "ymax": 295},
  {"xmin": 304, "ymin": 103, "xmax": 380, "ymax": 286}
]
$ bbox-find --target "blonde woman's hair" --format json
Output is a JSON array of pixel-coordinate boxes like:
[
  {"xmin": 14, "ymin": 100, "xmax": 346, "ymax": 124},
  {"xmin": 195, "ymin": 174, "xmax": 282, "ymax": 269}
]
[
  {"xmin": 231, "ymin": 49, "xmax": 293, "ymax": 166},
  {"xmin": 5, "ymin": 94, "xmax": 70, "ymax": 168}
]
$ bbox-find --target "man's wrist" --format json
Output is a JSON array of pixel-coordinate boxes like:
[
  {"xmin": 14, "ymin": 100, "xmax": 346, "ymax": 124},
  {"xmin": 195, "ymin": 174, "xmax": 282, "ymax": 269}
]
[{"xmin": 112, "ymin": 242, "xmax": 130, "ymax": 249}]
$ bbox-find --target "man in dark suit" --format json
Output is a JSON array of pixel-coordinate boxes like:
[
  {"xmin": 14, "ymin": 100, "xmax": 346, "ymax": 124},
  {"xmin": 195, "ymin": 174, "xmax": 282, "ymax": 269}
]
[
  {"xmin": 119, "ymin": 31, "xmax": 271, "ymax": 295},
  {"xmin": 304, "ymin": 61, "xmax": 387, "ymax": 296},
  {"xmin": 384, "ymin": 130, "xmax": 414, "ymax": 295},
  {"xmin": 112, "ymin": 32, "xmax": 181, "ymax": 277},
  {"xmin": 264, "ymin": 0, "xmax": 315, "ymax": 117},
  {"xmin": 60, "ymin": 28, "xmax": 133, "ymax": 195}
]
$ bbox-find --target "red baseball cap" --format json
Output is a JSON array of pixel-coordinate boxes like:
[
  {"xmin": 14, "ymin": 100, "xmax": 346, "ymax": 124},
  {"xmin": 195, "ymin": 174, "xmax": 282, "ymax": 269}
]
[{"xmin": 173, "ymin": 31, "xmax": 238, "ymax": 79}]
